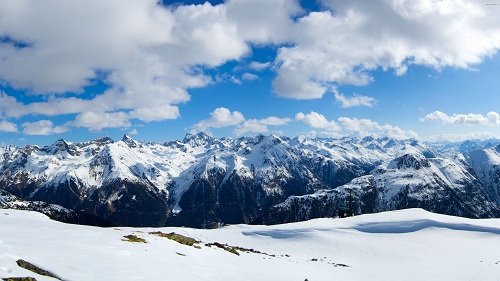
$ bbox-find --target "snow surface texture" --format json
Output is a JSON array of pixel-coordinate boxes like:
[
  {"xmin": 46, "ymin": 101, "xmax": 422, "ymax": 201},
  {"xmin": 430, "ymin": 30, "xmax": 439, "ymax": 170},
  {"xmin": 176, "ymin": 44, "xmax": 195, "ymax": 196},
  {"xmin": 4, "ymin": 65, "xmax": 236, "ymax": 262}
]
[{"xmin": 0, "ymin": 208, "xmax": 499, "ymax": 281}]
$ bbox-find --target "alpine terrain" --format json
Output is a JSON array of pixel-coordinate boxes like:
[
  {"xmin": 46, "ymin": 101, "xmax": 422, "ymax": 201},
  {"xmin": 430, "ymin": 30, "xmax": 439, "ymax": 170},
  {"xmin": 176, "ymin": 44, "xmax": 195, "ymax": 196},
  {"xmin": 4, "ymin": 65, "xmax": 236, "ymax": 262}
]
[{"xmin": 1, "ymin": 133, "xmax": 499, "ymax": 228}]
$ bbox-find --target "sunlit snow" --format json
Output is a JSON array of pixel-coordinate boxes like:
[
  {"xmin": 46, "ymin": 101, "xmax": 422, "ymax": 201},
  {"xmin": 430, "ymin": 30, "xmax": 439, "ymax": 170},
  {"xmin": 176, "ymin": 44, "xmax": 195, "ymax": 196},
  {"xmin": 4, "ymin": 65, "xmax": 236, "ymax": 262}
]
[{"xmin": 1, "ymin": 208, "xmax": 499, "ymax": 281}]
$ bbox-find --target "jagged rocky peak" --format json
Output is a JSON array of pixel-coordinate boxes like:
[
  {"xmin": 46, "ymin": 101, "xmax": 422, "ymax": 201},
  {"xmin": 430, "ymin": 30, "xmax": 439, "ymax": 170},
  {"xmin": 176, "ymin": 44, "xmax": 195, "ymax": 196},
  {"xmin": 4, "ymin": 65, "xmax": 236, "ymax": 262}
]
[
  {"xmin": 92, "ymin": 136, "xmax": 114, "ymax": 145},
  {"xmin": 383, "ymin": 138, "xmax": 402, "ymax": 148},
  {"xmin": 361, "ymin": 136, "xmax": 375, "ymax": 143},
  {"xmin": 182, "ymin": 131, "xmax": 212, "ymax": 146},
  {"xmin": 387, "ymin": 153, "xmax": 431, "ymax": 170},
  {"xmin": 41, "ymin": 139, "xmax": 80, "ymax": 156},
  {"xmin": 121, "ymin": 134, "xmax": 139, "ymax": 148},
  {"xmin": 18, "ymin": 144, "xmax": 38, "ymax": 155},
  {"xmin": 252, "ymin": 134, "xmax": 284, "ymax": 146}
]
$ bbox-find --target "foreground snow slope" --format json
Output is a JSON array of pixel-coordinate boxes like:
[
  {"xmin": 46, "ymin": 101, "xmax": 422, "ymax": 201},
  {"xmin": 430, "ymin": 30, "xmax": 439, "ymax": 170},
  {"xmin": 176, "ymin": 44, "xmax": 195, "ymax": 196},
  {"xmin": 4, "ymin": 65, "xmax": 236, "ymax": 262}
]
[{"xmin": 1, "ymin": 208, "xmax": 499, "ymax": 281}]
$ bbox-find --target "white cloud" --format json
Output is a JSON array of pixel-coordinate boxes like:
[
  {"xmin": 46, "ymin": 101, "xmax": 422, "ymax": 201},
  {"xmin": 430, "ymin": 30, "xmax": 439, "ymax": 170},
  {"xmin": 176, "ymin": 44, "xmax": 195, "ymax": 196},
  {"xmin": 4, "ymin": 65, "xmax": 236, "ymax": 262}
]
[
  {"xmin": 273, "ymin": 0, "xmax": 500, "ymax": 99},
  {"xmin": 295, "ymin": 111, "xmax": 341, "ymax": 131},
  {"xmin": 234, "ymin": 116, "xmax": 291, "ymax": 135},
  {"xmin": 338, "ymin": 117, "xmax": 380, "ymax": 132},
  {"xmin": 334, "ymin": 91, "xmax": 377, "ymax": 108},
  {"xmin": 70, "ymin": 112, "xmax": 131, "ymax": 131},
  {"xmin": 128, "ymin": 129, "xmax": 139, "ymax": 135},
  {"xmin": 22, "ymin": 120, "xmax": 67, "ymax": 135},
  {"xmin": 242, "ymin": 73, "xmax": 259, "ymax": 81},
  {"xmin": 421, "ymin": 111, "xmax": 500, "ymax": 125},
  {"xmin": 191, "ymin": 107, "xmax": 245, "ymax": 133},
  {"xmin": 0, "ymin": 1, "xmax": 249, "ymax": 129},
  {"xmin": 0, "ymin": 120, "xmax": 17, "ymax": 132},
  {"xmin": 1, "ymin": 0, "xmax": 500, "ymax": 134},
  {"xmin": 248, "ymin": 61, "xmax": 271, "ymax": 71},
  {"xmin": 487, "ymin": 111, "xmax": 500, "ymax": 124},
  {"xmin": 0, "ymin": 0, "xmax": 176, "ymax": 93},
  {"xmin": 338, "ymin": 117, "xmax": 418, "ymax": 139},
  {"xmin": 129, "ymin": 105, "xmax": 180, "ymax": 122},
  {"xmin": 171, "ymin": 3, "xmax": 250, "ymax": 66},
  {"xmin": 224, "ymin": 0, "xmax": 302, "ymax": 44}
]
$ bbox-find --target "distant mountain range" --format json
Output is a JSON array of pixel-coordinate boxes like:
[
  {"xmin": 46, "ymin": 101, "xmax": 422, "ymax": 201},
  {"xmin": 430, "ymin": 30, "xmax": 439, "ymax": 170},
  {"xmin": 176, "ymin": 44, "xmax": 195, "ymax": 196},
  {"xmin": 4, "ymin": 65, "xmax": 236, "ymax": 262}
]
[{"xmin": 1, "ymin": 133, "xmax": 499, "ymax": 228}]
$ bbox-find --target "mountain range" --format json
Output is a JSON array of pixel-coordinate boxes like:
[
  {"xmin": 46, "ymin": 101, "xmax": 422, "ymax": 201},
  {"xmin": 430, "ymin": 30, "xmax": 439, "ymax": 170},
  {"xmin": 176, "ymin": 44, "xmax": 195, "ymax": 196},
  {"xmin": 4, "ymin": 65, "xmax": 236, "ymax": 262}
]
[{"xmin": 1, "ymin": 132, "xmax": 499, "ymax": 228}]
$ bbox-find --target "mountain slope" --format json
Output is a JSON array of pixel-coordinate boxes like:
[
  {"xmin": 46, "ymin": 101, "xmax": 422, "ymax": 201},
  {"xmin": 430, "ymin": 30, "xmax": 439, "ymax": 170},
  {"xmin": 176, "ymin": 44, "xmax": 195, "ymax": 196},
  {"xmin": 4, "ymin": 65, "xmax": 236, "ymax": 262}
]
[
  {"xmin": 0, "ymin": 189, "xmax": 113, "ymax": 226},
  {"xmin": 255, "ymin": 152, "xmax": 500, "ymax": 225},
  {"xmin": 1, "ymin": 133, "xmax": 499, "ymax": 227}
]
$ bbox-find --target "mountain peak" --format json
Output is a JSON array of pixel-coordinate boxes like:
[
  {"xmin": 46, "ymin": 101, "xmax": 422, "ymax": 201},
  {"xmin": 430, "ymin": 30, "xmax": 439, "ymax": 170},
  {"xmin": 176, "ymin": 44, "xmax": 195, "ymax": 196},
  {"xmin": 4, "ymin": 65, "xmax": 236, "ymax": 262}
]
[
  {"xmin": 183, "ymin": 131, "xmax": 212, "ymax": 145},
  {"xmin": 459, "ymin": 140, "xmax": 481, "ymax": 153},
  {"xmin": 121, "ymin": 134, "xmax": 138, "ymax": 148},
  {"xmin": 93, "ymin": 136, "xmax": 114, "ymax": 144},
  {"xmin": 388, "ymin": 153, "xmax": 431, "ymax": 170},
  {"xmin": 40, "ymin": 138, "xmax": 80, "ymax": 156}
]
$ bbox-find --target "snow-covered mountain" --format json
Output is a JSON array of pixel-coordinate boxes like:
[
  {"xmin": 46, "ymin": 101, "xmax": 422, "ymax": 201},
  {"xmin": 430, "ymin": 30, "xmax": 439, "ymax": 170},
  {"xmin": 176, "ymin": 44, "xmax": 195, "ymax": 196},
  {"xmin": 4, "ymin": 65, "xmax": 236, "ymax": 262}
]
[
  {"xmin": 1, "ymin": 133, "xmax": 499, "ymax": 227},
  {"xmin": 425, "ymin": 138, "xmax": 500, "ymax": 157},
  {"xmin": 256, "ymin": 150, "xmax": 500, "ymax": 224}
]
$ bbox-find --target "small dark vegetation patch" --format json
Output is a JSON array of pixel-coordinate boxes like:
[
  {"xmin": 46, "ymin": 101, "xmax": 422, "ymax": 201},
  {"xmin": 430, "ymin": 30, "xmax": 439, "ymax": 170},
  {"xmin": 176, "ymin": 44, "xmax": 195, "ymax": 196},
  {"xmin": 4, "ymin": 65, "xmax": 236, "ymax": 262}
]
[
  {"xmin": 122, "ymin": 234, "xmax": 147, "ymax": 243},
  {"xmin": 149, "ymin": 231, "xmax": 199, "ymax": 246},
  {"xmin": 307, "ymin": 257, "xmax": 350, "ymax": 267},
  {"xmin": 205, "ymin": 242, "xmax": 240, "ymax": 256},
  {"xmin": 2, "ymin": 277, "xmax": 36, "ymax": 281},
  {"xmin": 16, "ymin": 259, "xmax": 61, "ymax": 280},
  {"xmin": 204, "ymin": 242, "xmax": 279, "ymax": 258}
]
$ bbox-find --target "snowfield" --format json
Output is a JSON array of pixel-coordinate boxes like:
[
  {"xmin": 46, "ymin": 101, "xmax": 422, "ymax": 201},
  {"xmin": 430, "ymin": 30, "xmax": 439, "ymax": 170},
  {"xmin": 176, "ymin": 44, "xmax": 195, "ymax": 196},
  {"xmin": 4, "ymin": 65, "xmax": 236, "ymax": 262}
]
[{"xmin": 0, "ymin": 208, "xmax": 499, "ymax": 281}]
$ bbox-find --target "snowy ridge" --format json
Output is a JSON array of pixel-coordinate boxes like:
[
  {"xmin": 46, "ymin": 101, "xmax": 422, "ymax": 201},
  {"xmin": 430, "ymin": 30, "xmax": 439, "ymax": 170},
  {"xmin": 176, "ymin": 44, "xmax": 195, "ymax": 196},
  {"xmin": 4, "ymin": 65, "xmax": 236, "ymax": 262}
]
[
  {"xmin": 258, "ymin": 150, "xmax": 500, "ymax": 224},
  {"xmin": 1, "ymin": 133, "xmax": 499, "ymax": 227},
  {"xmin": 459, "ymin": 145, "xmax": 500, "ymax": 204}
]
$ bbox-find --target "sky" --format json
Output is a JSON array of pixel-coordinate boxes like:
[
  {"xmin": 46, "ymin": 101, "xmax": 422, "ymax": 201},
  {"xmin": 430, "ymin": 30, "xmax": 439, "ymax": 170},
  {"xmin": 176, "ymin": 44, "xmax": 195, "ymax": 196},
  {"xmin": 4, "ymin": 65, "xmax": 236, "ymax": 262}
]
[{"xmin": 0, "ymin": 0, "xmax": 500, "ymax": 146}]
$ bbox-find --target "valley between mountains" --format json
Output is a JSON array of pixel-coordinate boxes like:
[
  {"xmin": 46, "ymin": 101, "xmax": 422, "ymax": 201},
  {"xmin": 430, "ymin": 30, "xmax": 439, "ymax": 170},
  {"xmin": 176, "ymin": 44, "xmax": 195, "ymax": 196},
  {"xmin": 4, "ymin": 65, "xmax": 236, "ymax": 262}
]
[{"xmin": 1, "ymin": 132, "xmax": 499, "ymax": 228}]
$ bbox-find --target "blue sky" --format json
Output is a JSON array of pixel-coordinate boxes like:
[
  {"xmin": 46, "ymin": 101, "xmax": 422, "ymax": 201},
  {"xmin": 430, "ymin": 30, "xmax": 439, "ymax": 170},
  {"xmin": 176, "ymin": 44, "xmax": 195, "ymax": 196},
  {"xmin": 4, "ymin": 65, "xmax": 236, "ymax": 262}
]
[{"xmin": 0, "ymin": 0, "xmax": 499, "ymax": 146}]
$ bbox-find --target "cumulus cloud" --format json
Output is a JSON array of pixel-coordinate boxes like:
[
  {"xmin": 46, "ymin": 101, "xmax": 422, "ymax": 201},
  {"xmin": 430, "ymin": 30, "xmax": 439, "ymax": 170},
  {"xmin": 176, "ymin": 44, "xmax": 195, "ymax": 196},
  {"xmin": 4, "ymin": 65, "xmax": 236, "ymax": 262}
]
[
  {"xmin": 273, "ymin": 0, "xmax": 500, "ymax": 99},
  {"xmin": 295, "ymin": 111, "xmax": 341, "ymax": 131},
  {"xmin": 0, "ymin": 120, "xmax": 17, "ymax": 133},
  {"xmin": 0, "ymin": 1, "xmax": 248, "ymax": 131},
  {"xmin": 128, "ymin": 129, "xmax": 139, "ymax": 135},
  {"xmin": 191, "ymin": 107, "xmax": 245, "ymax": 133},
  {"xmin": 334, "ymin": 91, "xmax": 377, "ymax": 108},
  {"xmin": 22, "ymin": 120, "xmax": 67, "ymax": 135},
  {"xmin": 190, "ymin": 108, "xmax": 291, "ymax": 135},
  {"xmin": 224, "ymin": 0, "xmax": 302, "ymax": 44},
  {"xmin": 129, "ymin": 105, "xmax": 180, "ymax": 122},
  {"xmin": 338, "ymin": 117, "xmax": 418, "ymax": 139},
  {"xmin": 70, "ymin": 112, "xmax": 131, "ymax": 131},
  {"xmin": 234, "ymin": 116, "xmax": 291, "ymax": 135},
  {"xmin": 421, "ymin": 111, "xmax": 500, "ymax": 125},
  {"xmin": 1, "ymin": 0, "xmax": 500, "ymax": 135},
  {"xmin": 248, "ymin": 61, "xmax": 271, "ymax": 71},
  {"xmin": 0, "ymin": 0, "xmax": 175, "ymax": 93}
]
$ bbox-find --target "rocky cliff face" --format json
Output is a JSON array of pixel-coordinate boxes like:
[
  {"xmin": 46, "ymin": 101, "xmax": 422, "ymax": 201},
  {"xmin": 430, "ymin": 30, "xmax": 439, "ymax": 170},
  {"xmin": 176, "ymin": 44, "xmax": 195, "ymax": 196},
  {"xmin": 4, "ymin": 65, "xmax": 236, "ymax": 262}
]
[
  {"xmin": 1, "ymin": 133, "xmax": 499, "ymax": 228},
  {"xmin": 0, "ymin": 189, "xmax": 113, "ymax": 226},
  {"xmin": 254, "ymin": 151, "xmax": 500, "ymax": 225}
]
